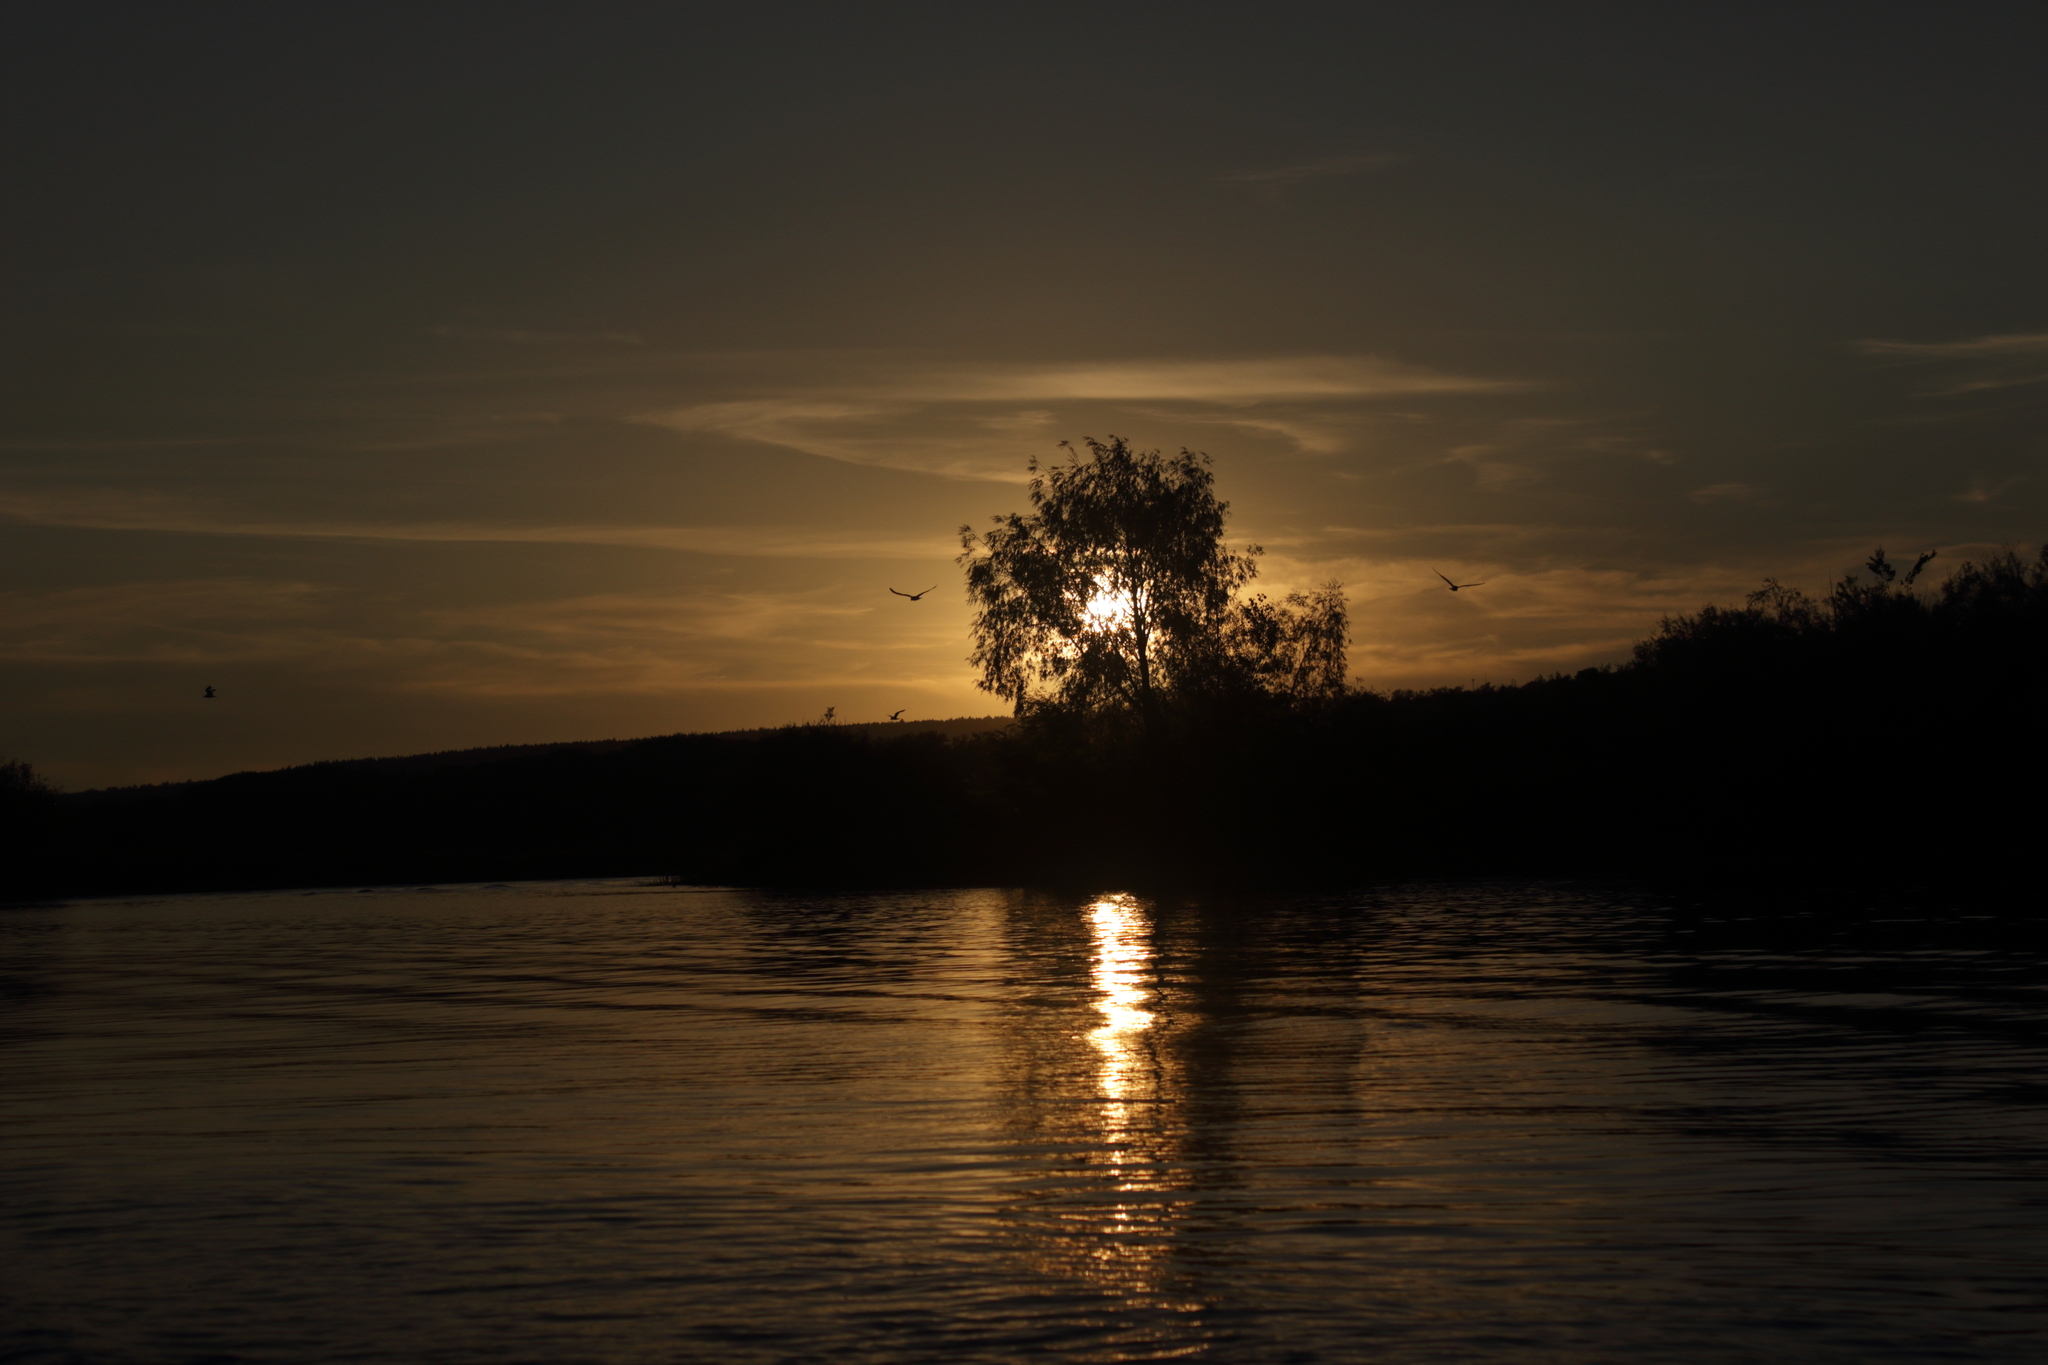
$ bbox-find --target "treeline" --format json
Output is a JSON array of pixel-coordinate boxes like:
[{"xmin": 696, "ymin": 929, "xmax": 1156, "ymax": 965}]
[{"xmin": 5, "ymin": 545, "xmax": 2043, "ymax": 899}]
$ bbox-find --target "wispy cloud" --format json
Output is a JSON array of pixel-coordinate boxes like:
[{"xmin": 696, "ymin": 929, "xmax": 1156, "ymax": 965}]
[
  {"xmin": 0, "ymin": 490, "xmax": 952, "ymax": 558},
  {"xmin": 0, "ymin": 576, "xmax": 968, "ymax": 702},
  {"xmin": 1950, "ymin": 474, "xmax": 2026, "ymax": 504},
  {"xmin": 1285, "ymin": 557, "xmax": 1769, "ymax": 690},
  {"xmin": 0, "ymin": 579, "xmax": 332, "ymax": 664},
  {"xmin": 383, "ymin": 578, "xmax": 981, "ymax": 700},
  {"xmin": 639, "ymin": 354, "xmax": 1516, "ymax": 476},
  {"xmin": 1856, "ymin": 330, "xmax": 2048, "ymax": 395},
  {"xmin": 1219, "ymin": 153, "xmax": 1404, "ymax": 188},
  {"xmin": 1155, "ymin": 409, "xmax": 1355, "ymax": 455},
  {"xmin": 429, "ymin": 325, "xmax": 645, "ymax": 346},
  {"xmin": 1688, "ymin": 481, "xmax": 1770, "ymax": 506},
  {"xmin": 1857, "ymin": 331, "xmax": 2048, "ymax": 358},
  {"xmin": 641, "ymin": 398, "xmax": 1007, "ymax": 479},
  {"xmin": 0, "ymin": 437, "xmax": 259, "ymax": 452},
  {"xmin": 911, "ymin": 355, "xmax": 1497, "ymax": 403},
  {"xmin": 1419, "ymin": 416, "xmax": 1667, "ymax": 493},
  {"xmin": 401, "ymin": 588, "xmax": 900, "ymax": 697}
]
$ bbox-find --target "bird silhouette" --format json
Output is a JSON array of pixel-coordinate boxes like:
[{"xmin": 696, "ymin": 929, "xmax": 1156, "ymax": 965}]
[
  {"xmin": 889, "ymin": 585, "xmax": 938, "ymax": 601},
  {"xmin": 1433, "ymin": 570, "xmax": 1485, "ymax": 591},
  {"xmin": 203, "ymin": 686, "xmax": 216, "ymax": 699},
  {"xmin": 888, "ymin": 708, "xmax": 907, "ymax": 721}
]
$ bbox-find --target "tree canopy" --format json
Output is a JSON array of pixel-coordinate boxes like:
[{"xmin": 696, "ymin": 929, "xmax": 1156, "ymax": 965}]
[{"xmin": 957, "ymin": 436, "xmax": 1347, "ymax": 717}]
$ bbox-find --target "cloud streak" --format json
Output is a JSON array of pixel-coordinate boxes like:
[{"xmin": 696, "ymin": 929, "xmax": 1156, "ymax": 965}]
[
  {"xmin": 1857, "ymin": 330, "xmax": 2048, "ymax": 395},
  {"xmin": 1219, "ymin": 153, "xmax": 1405, "ymax": 187},
  {"xmin": 428, "ymin": 325, "xmax": 645, "ymax": 346},
  {"xmin": 880, "ymin": 355, "xmax": 1503, "ymax": 403},
  {"xmin": 0, "ymin": 491, "xmax": 954, "ymax": 559},
  {"xmin": 0, "ymin": 579, "xmax": 333, "ymax": 664},
  {"xmin": 1857, "ymin": 331, "xmax": 2048, "ymax": 358},
  {"xmin": 640, "ymin": 354, "xmax": 1517, "ymax": 476}
]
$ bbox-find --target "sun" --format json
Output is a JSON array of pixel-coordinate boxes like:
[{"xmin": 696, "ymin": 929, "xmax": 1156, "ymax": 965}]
[{"xmin": 1083, "ymin": 579, "xmax": 1132, "ymax": 631}]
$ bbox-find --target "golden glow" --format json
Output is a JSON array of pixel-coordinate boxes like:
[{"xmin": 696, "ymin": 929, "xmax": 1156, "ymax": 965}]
[
  {"xmin": 1083, "ymin": 578, "xmax": 1133, "ymax": 632},
  {"xmin": 994, "ymin": 893, "xmax": 1193, "ymax": 1302},
  {"xmin": 1087, "ymin": 893, "xmax": 1154, "ymax": 1140},
  {"xmin": 1077, "ymin": 893, "xmax": 1185, "ymax": 1295}
]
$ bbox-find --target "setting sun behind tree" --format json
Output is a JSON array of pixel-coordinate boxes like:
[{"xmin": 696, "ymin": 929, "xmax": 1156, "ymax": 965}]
[{"xmin": 957, "ymin": 437, "xmax": 1348, "ymax": 719}]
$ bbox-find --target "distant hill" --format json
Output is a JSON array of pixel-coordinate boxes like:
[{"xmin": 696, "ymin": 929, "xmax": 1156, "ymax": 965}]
[
  {"xmin": 73, "ymin": 716, "xmax": 1013, "ymax": 799},
  {"xmin": 715, "ymin": 716, "xmax": 1013, "ymax": 745}
]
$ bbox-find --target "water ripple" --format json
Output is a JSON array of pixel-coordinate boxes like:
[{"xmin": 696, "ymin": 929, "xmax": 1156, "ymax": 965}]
[{"xmin": 2, "ymin": 880, "xmax": 2043, "ymax": 1362}]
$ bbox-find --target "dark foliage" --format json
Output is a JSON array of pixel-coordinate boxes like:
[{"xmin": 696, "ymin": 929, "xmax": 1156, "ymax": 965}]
[
  {"xmin": 2, "ymin": 760, "xmax": 61, "ymax": 894},
  {"xmin": 6, "ymin": 726, "xmax": 1025, "ymax": 900},
  {"xmin": 8, "ymin": 546, "xmax": 2043, "ymax": 901},
  {"xmin": 959, "ymin": 436, "xmax": 1346, "ymax": 717}
]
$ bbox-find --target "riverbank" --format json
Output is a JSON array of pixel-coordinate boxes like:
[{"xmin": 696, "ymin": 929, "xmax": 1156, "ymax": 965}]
[{"xmin": 7, "ymin": 546, "xmax": 2042, "ymax": 901}]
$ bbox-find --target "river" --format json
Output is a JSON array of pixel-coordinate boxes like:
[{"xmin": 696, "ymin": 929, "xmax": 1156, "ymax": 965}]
[{"xmin": 3, "ymin": 880, "xmax": 2042, "ymax": 1361}]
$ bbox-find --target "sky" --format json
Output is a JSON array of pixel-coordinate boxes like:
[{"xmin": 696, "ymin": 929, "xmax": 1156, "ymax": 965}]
[{"xmin": 5, "ymin": 4, "xmax": 2046, "ymax": 788}]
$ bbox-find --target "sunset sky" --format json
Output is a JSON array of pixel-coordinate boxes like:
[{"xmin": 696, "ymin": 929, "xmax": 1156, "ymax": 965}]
[{"xmin": 6, "ymin": 6, "xmax": 2046, "ymax": 787}]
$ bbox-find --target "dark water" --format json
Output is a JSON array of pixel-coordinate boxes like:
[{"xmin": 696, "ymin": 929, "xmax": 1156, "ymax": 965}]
[{"xmin": 3, "ymin": 881, "xmax": 2044, "ymax": 1363}]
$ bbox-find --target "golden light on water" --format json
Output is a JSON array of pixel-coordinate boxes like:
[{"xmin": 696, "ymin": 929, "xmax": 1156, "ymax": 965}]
[
  {"xmin": 999, "ymin": 894, "xmax": 1188, "ymax": 1295},
  {"xmin": 1087, "ymin": 894, "xmax": 1155, "ymax": 1142},
  {"xmin": 1074, "ymin": 892, "xmax": 1195, "ymax": 1300}
]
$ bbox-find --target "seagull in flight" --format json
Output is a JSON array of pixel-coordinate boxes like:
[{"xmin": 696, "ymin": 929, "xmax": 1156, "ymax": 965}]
[
  {"xmin": 889, "ymin": 585, "xmax": 938, "ymax": 601},
  {"xmin": 203, "ymin": 686, "xmax": 216, "ymax": 699},
  {"xmin": 888, "ymin": 708, "xmax": 907, "ymax": 721},
  {"xmin": 1433, "ymin": 570, "xmax": 1485, "ymax": 592}
]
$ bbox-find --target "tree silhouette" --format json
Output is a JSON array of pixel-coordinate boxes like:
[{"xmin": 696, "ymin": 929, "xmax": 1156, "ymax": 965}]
[
  {"xmin": 1219, "ymin": 581, "xmax": 1351, "ymax": 701},
  {"xmin": 958, "ymin": 436, "xmax": 1346, "ymax": 717}
]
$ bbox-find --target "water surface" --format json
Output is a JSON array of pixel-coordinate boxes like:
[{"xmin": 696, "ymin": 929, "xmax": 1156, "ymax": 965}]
[{"xmin": 3, "ymin": 881, "xmax": 2043, "ymax": 1362}]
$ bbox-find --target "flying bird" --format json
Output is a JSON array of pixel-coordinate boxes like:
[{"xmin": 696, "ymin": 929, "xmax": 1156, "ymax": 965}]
[
  {"xmin": 203, "ymin": 686, "xmax": 216, "ymax": 699},
  {"xmin": 888, "ymin": 709, "xmax": 907, "ymax": 721},
  {"xmin": 1433, "ymin": 570, "xmax": 1485, "ymax": 592},
  {"xmin": 889, "ymin": 585, "xmax": 939, "ymax": 600}
]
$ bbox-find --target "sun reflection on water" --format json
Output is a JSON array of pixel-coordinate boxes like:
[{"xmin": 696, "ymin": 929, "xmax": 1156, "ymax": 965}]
[
  {"xmin": 992, "ymin": 893, "xmax": 1207, "ymax": 1314},
  {"xmin": 1070, "ymin": 893, "xmax": 1199, "ymax": 1308},
  {"xmin": 1088, "ymin": 894, "xmax": 1155, "ymax": 1121}
]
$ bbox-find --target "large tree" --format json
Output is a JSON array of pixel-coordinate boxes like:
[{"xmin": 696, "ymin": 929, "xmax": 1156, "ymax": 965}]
[{"xmin": 958, "ymin": 436, "xmax": 1347, "ymax": 716}]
